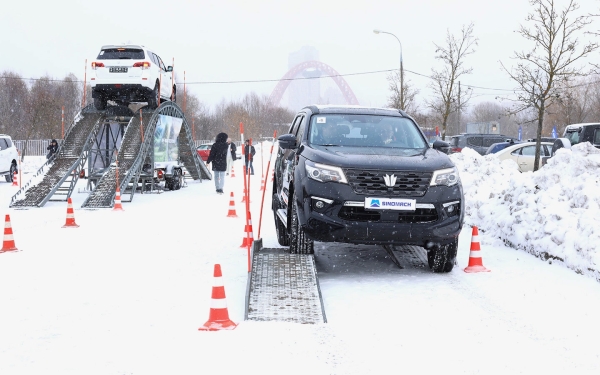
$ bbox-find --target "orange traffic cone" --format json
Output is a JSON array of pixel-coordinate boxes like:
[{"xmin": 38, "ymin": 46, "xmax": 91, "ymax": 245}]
[
  {"xmin": 12, "ymin": 171, "xmax": 18, "ymax": 187},
  {"xmin": 0, "ymin": 214, "xmax": 18, "ymax": 252},
  {"xmin": 226, "ymin": 192, "xmax": 238, "ymax": 218},
  {"xmin": 231, "ymin": 166, "xmax": 236, "ymax": 178},
  {"xmin": 464, "ymin": 226, "xmax": 490, "ymax": 273},
  {"xmin": 240, "ymin": 211, "xmax": 254, "ymax": 248},
  {"xmin": 113, "ymin": 187, "xmax": 124, "ymax": 211},
  {"xmin": 198, "ymin": 264, "xmax": 237, "ymax": 331},
  {"xmin": 62, "ymin": 197, "xmax": 80, "ymax": 228}
]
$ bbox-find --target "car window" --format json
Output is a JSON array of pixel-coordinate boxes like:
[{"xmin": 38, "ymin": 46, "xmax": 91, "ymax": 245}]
[
  {"xmin": 594, "ymin": 129, "xmax": 600, "ymax": 145},
  {"xmin": 289, "ymin": 115, "xmax": 303, "ymax": 137},
  {"xmin": 154, "ymin": 54, "xmax": 166, "ymax": 71},
  {"xmin": 296, "ymin": 116, "xmax": 307, "ymax": 142},
  {"xmin": 482, "ymin": 138, "xmax": 501, "ymax": 147},
  {"xmin": 97, "ymin": 48, "xmax": 144, "ymax": 60},
  {"xmin": 520, "ymin": 145, "xmax": 536, "ymax": 156},
  {"xmin": 565, "ymin": 129, "xmax": 581, "ymax": 145},
  {"xmin": 467, "ymin": 137, "xmax": 483, "ymax": 147},
  {"xmin": 4, "ymin": 138, "xmax": 12, "ymax": 148}
]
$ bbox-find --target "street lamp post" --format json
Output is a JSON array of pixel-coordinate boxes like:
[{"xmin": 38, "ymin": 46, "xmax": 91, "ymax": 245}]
[{"xmin": 373, "ymin": 29, "xmax": 404, "ymax": 110}]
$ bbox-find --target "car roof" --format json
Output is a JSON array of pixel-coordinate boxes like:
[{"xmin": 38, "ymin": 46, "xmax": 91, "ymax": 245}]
[
  {"xmin": 495, "ymin": 141, "xmax": 553, "ymax": 154},
  {"xmin": 100, "ymin": 44, "xmax": 146, "ymax": 50},
  {"xmin": 565, "ymin": 123, "xmax": 600, "ymax": 130},
  {"xmin": 302, "ymin": 105, "xmax": 406, "ymax": 117}
]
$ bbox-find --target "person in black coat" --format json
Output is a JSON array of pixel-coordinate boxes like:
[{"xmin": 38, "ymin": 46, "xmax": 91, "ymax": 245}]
[
  {"xmin": 206, "ymin": 132, "xmax": 229, "ymax": 194},
  {"xmin": 46, "ymin": 139, "xmax": 58, "ymax": 160},
  {"xmin": 244, "ymin": 139, "xmax": 256, "ymax": 175}
]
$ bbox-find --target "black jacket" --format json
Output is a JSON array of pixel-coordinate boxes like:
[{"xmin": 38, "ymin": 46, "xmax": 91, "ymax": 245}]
[
  {"xmin": 206, "ymin": 133, "xmax": 229, "ymax": 172},
  {"xmin": 229, "ymin": 142, "xmax": 237, "ymax": 160},
  {"xmin": 46, "ymin": 139, "xmax": 58, "ymax": 158},
  {"xmin": 244, "ymin": 144, "xmax": 255, "ymax": 162}
]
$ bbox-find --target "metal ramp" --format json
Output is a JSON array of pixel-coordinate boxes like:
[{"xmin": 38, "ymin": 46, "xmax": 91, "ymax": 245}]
[
  {"xmin": 245, "ymin": 240, "xmax": 327, "ymax": 324},
  {"xmin": 81, "ymin": 101, "xmax": 209, "ymax": 208},
  {"xmin": 10, "ymin": 105, "xmax": 104, "ymax": 208}
]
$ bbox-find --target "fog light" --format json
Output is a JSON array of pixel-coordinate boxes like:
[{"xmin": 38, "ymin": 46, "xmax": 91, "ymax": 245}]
[{"xmin": 315, "ymin": 201, "xmax": 324, "ymax": 209}]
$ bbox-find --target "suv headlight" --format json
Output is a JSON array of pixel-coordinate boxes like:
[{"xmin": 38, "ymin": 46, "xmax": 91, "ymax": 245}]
[
  {"xmin": 430, "ymin": 167, "xmax": 459, "ymax": 187},
  {"xmin": 305, "ymin": 160, "xmax": 348, "ymax": 183}
]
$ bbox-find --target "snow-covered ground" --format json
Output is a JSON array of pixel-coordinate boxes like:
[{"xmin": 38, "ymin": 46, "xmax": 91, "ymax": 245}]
[{"xmin": 0, "ymin": 142, "xmax": 599, "ymax": 375}]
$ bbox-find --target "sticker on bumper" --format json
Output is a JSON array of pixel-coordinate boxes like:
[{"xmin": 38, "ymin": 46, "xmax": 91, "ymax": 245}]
[{"xmin": 365, "ymin": 197, "xmax": 416, "ymax": 211}]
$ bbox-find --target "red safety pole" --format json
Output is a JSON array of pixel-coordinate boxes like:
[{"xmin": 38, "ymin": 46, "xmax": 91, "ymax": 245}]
[{"xmin": 258, "ymin": 130, "xmax": 277, "ymax": 239}]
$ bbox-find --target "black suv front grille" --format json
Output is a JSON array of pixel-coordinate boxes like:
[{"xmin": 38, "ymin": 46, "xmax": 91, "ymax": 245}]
[
  {"xmin": 344, "ymin": 169, "xmax": 432, "ymax": 197},
  {"xmin": 338, "ymin": 206, "xmax": 439, "ymax": 223}
]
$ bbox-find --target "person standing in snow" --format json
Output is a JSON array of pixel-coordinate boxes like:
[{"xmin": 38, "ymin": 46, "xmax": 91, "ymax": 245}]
[
  {"xmin": 244, "ymin": 139, "xmax": 256, "ymax": 175},
  {"xmin": 226, "ymin": 137, "xmax": 237, "ymax": 176},
  {"xmin": 206, "ymin": 132, "xmax": 229, "ymax": 194}
]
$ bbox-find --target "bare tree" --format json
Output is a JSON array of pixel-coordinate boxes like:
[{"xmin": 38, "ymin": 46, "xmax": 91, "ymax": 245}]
[
  {"xmin": 426, "ymin": 23, "xmax": 478, "ymax": 140},
  {"xmin": 386, "ymin": 71, "xmax": 419, "ymax": 113},
  {"xmin": 501, "ymin": 0, "xmax": 598, "ymax": 171}
]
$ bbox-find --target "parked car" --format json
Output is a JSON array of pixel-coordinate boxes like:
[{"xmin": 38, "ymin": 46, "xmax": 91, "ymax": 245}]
[
  {"xmin": 0, "ymin": 135, "xmax": 19, "ymax": 182},
  {"xmin": 90, "ymin": 44, "xmax": 176, "ymax": 110},
  {"xmin": 272, "ymin": 105, "xmax": 463, "ymax": 273},
  {"xmin": 196, "ymin": 144, "xmax": 211, "ymax": 161},
  {"xmin": 493, "ymin": 141, "xmax": 554, "ymax": 172},
  {"xmin": 448, "ymin": 134, "xmax": 520, "ymax": 155},
  {"xmin": 562, "ymin": 123, "xmax": 600, "ymax": 149},
  {"xmin": 485, "ymin": 139, "xmax": 520, "ymax": 154}
]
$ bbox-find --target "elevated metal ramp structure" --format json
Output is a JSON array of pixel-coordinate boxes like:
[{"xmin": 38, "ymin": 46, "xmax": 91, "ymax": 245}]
[
  {"xmin": 245, "ymin": 240, "xmax": 327, "ymax": 324},
  {"xmin": 81, "ymin": 101, "xmax": 210, "ymax": 208},
  {"xmin": 10, "ymin": 105, "xmax": 104, "ymax": 208}
]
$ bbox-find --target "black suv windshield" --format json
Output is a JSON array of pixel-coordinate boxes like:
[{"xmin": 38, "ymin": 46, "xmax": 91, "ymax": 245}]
[
  {"xmin": 97, "ymin": 48, "xmax": 145, "ymax": 60},
  {"xmin": 308, "ymin": 114, "xmax": 427, "ymax": 149}
]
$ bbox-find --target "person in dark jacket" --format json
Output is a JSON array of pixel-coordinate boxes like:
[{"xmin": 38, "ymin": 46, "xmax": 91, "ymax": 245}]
[
  {"xmin": 206, "ymin": 132, "xmax": 229, "ymax": 194},
  {"xmin": 46, "ymin": 139, "xmax": 58, "ymax": 160},
  {"xmin": 244, "ymin": 139, "xmax": 256, "ymax": 175}
]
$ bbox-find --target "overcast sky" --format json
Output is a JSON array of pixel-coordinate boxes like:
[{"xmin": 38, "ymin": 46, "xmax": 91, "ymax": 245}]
[{"xmin": 2, "ymin": 0, "xmax": 598, "ymax": 112}]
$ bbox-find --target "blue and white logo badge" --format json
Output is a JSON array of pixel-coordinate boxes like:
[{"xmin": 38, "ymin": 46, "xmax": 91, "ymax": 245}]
[{"xmin": 364, "ymin": 197, "xmax": 416, "ymax": 211}]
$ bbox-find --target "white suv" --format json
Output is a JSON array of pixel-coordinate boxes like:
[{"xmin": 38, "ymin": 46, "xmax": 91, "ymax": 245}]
[
  {"xmin": 0, "ymin": 135, "xmax": 19, "ymax": 182},
  {"xmin": 90, "ymin": 45, "xmax": 176, "ymax": 110}
]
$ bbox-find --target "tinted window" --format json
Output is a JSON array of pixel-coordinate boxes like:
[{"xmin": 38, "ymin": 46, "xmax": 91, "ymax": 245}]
[
  {"xmin": 565, "ymin": 129, "xmax": 581, "ymax": 145},
  {"xmin": 97, "ymin": 48, "xmax": 145, "ymax": 60},
  {"xmin": 521, "ymin": 145, "xmax": 536, "ymax": 156},
  {"xmin": 467, "ymin": 137, "xmax": 483, "ymax": 147},
  {"xmin": 483, "ymin": 137, "xmax": 502, "ymax": 147},
  {"xmin": 594, "ymin": 130, "xmax": 600, "ymax": 145}
]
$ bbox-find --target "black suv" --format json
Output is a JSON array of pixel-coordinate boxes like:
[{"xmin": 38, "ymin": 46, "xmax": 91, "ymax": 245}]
[
  {"xmin": 272, "ymin": 105, "xmax": 464, "ymax": 272},
  {"xmin": 563, "ymin": 123, "xmax": 600, "ymax": 149}
]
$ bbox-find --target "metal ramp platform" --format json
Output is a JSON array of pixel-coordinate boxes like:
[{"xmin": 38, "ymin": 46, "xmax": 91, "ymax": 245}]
[{"xmin": 245, "ymin": 240, "xmax": 327, "ymax": 324}]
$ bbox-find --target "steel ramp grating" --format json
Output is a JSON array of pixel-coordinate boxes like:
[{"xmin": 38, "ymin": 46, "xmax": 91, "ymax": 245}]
[{"xmin": 247, "ymin": 248, "xmax": 326, "ymax": 324}]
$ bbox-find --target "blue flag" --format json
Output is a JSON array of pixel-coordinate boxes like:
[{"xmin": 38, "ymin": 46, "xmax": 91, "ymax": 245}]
[
  {"xmin": 552, "ymin": 126, "xmax": 558, "ymax": 139},
  {"xmin": 518, "ymin": 126, "xmax": 522, "ymax": 141}
]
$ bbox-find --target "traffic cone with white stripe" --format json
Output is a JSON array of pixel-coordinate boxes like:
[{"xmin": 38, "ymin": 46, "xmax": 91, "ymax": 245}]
[
  {"xmin": 198, "ymin": 264, "xmax": 237, "ymax": 331},
  {"xmin": 0, "ymin": 215, "xmax": 18, "ymax": 252},
  {"xmin": 62, "ymin": 198, "xmax": 79, "ymax": 228},
  {"xmin": 113, "ymin": 187, "xmax": 124, "ymax": 211},
  {"xmin": 240, "ymin": 211, "xmax": 254, "ymax": 248},
  {"xmin": 226, "ymin": 192, "xmax": 238, "ymax": 218},
  {"xmin": 12, "ymin": 171, "xmax": 18, "ymax": 187},
  {"xmin": 464, "ymin": 226, "xmax": 490, "ymax": 273}
]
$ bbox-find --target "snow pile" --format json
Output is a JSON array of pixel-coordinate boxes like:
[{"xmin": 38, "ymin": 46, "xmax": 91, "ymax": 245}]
[{"xmin": 451, "ymin": 143, "xmax": 600, "ymax": 278}]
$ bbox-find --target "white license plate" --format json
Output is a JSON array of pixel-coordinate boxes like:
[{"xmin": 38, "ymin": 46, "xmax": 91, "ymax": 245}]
[
  {"xmin": 109, "ymin": 67, "xmax": 128, "ymax": 73},
  {"xmin": 364, "ymin": 197, "xmax": 416, "ymax": 211}
]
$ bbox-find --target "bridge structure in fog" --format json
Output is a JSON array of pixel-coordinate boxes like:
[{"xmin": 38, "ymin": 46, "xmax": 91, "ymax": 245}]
[{"xmin": 268, "ymin": 60, "xmax": 359, "ymax": 107}]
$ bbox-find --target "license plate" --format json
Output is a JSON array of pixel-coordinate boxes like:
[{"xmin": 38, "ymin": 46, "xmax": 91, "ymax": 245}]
[
  {"xmin": 109, "ymin": 67, "xmax": 128, "ymax": 73},
  {"xmin": 364, "ymin": 197, "xmax": 416, "ymax": 211}
]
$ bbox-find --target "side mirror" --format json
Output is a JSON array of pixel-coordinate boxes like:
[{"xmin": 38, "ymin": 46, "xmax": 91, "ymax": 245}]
[
  {"xmin": 432, "ymin": 140, "xmax": 451, "ymax": 154},
  {"xmin": 166, "ymin": 66, "xmax": 173, "ymax": 72},
  {"xmin": 278, "ymin": 134, "xmax": 297, "ymax": 150}
]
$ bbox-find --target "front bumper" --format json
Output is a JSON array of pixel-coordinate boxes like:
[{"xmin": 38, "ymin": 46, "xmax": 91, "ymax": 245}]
[{"xmin": 297, "ymin": 177, "xmax": 464, "ymax": 246}]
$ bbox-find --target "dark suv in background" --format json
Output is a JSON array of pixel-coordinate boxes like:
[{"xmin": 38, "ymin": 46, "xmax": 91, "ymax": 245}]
[
  {"xmin": 448, "ymin": 133, "xmax": 519, "ymax": 155},
  {"xmin": 272, "ymin": 105, "xmax": 464, "ymax": 273}
]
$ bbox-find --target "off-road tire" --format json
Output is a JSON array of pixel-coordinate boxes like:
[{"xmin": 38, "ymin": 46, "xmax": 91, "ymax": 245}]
[
  {"xmin": 273, "ymin": 194, "xmax": 290, "ymax": 246},
  {"xmin": 5, "ymin": 162, "xmax": 17, "ymax": 182},
  {"xmin": 94, "ymin": 96, "xmax": 107, "ymax": 111},
  {"xmin": 147, "ymin": 82, "xmax": 159, "ymax": 109},
  {"xmin": 427, "ymin": 239, "xmax": 457, "ymax": 273},
  {"xmin": 289, "ymin": 192, "xmax": 314, "ymax": 254}
]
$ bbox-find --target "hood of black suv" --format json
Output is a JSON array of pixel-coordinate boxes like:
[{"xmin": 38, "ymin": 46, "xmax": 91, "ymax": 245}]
[{"xmin": 301, "ymin": 144, "xmax": 455, "ymax": 171}]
